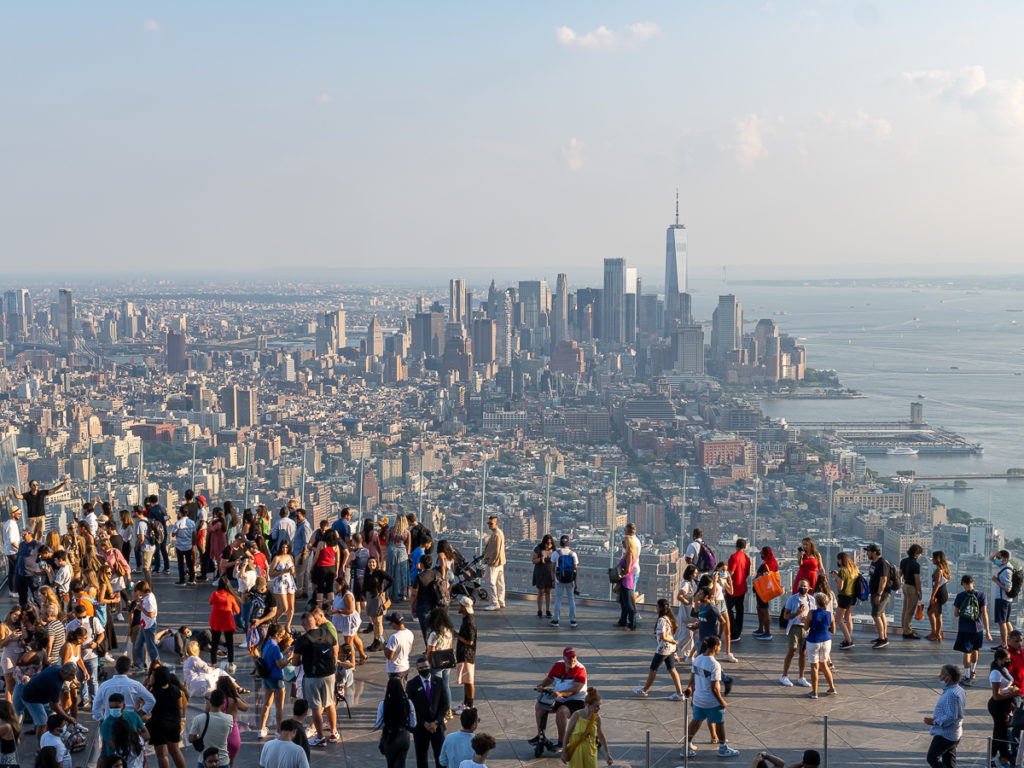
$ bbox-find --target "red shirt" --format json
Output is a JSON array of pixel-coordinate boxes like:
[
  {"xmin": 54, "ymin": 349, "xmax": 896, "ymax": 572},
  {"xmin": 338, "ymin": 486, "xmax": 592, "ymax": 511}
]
[
  {"xmin": 252, "ymin": 551, "xmax": 268, "ymax": 576},
  {"xmin": 727, "ymin": 551, "xmax": 751, "ymax": 596},
  {"xmin": 1009, "ymin": 647, "xmax": 1024, "ymax": 690},
  {"xmin": 794, "ymin": 558, "xmax": 820, "ymax": 594},
  {"xmin": 209, "ymin": 590, "xmax": 240, "ymax": 633},
  {"xmin": 548, "ymin": 660, "xmax": 587, "ymax": 697}
]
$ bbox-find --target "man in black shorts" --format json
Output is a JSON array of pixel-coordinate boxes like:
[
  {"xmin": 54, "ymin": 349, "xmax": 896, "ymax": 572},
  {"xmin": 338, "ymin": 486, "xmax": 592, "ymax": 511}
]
[
  {"xmin": 531, "ymin": 647, "xmax": 587, "ymax": 752},
  {"xmin": 9, "ymin": 477, "xmax": 68, "ymax": 539}
]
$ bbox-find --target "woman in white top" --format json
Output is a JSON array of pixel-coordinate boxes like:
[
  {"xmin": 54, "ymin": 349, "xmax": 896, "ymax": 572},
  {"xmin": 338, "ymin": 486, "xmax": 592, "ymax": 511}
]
[
  {"xmin": 269, "ymin": 541, "xmax": 297, "ymax": 631},
  {"xmin": 425, "ymin": 607, "xmax": 456, "ymax": 718},
  {"xmin": 632, "ymin": 598, "xmax": 684, "ymax": 700},
  {"xmin": 674, "ymin": 565, "xmax": 699, "ymax": 661},
  {"xmin": 988, "ymin": 648, "xmax": 1019, "ymax": 767},
  {"xmin": 376, "ymin": 677, "xmax": 416, "ymax": 768},
  {"xmin": 132, "ymin": 581, "xmax": 159, "ymax": 670},
  {"xmin": 332, "ymin": 575, "xmax": 367, "ymax": 664}
]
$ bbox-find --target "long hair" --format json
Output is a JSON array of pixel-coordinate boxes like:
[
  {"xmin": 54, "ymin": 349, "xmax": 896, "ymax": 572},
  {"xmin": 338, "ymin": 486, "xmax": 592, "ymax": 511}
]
[
  {"xmin": 760, "ymin": 546, "xmax": 779, "ymax": 572},
  {"xmin": 933, "ymin": 551, "xmax": 951, "ymax": 581},
  {"xmin": 111, "ymin": 717, "xmax": 143, "ymax": 756},
  {"xmin": 538, "ymin": 534, "xmax": 554, "ymax": 551},
  {"xmin": 656, "ymin": 598, "xmax": 678, "ymax": 634},
  {"xmin": 224, "ymin": 501, "xmax": 238, "ymax": 529},
  {"xmin": 429, "ymin": 606, "xmax": 455, "ymax": 636},
  {"xmin": 0, "ymin": 699, "xmax": 20, "ymax": 743},
  {"xmin": 802, "ymin": 538, "xmax": 823, "ymax": 567},
  {"xmin": 381, "ymin": 676, "xmax": 410, "ymax": 734},
  {"xmin": 836, "ymin": 551, "xmax": 859, "ymax": 578}
]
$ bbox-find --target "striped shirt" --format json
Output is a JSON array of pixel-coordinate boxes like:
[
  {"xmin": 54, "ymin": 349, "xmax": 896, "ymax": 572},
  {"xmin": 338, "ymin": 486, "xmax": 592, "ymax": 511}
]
[{"xmin": 930, "ymin": 683, "xmax": 966, "ymax": 741}]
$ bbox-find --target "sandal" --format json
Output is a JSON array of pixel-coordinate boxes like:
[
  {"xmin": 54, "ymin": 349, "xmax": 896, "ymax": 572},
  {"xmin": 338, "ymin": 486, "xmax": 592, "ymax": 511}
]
[{"xmin": 357, "ymin": 657, "xmax": 368, "ymax": 666}]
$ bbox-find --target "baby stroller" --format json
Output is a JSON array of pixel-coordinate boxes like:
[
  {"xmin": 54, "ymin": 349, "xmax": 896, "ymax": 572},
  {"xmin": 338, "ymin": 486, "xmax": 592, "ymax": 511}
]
[{"xmin": 450, "ymin": 551, "xmax": 489, "ymax": 604}]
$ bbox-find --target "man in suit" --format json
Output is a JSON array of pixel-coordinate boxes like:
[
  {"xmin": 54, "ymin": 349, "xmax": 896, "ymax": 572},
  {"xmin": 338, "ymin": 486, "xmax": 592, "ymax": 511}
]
[{"xmin": 406, "ymin": 655, "xmax": 450, "ymax": 768}]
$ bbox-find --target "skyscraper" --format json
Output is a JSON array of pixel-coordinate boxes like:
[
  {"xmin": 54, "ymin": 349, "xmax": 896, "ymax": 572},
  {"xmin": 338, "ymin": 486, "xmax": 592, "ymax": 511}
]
[
  {"xmin": 220, "ymin": 386, "xmax": 258, "ymax": 428},
  {"xmin": 494, "ymin": 289, "xmax": 513, "ymax": 366},
  {"xmin": 673, "ymin": 325, "xmax": 705, "ymax": 375},
  {"xmin": 166, "ymin": 330, "xmax": 188, "ymax": 373},
  {"xmin": 58, "ymin": 289, "xmax": 74, "ymax": 353},
  {"xmin": 366, "ymin": 315, "xmax": 384, "ymax": 357},
  {"xmin": 711, "ymin": 294, "xmax": 743, "ymax": 366},
  {"xmin": 664, "ymin": 192, "xmax": 687, "ymax": 337},
  {"xmin": 518, "ymin": 280, "xmax": 547, "ymax": 330},
  {"xmin": 552, "ymin": 273, "xmax": 569, "ymax": 345},
  {"xmin": 449, "ymin": 279, "xmax": 467, "ymax": 327},
  {"xmin": 602, "ymin": 258, "xmax": 625, "ymax": 344}
]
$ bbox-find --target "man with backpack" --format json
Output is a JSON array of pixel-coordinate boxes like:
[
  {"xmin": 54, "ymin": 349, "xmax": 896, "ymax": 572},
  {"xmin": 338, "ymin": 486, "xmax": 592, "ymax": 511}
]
[
  {"xmin": 144, "ymin": 495, "xmax": 170, "ymax": 574},
  {"xmin": 292, "ymin": 612, "xmax": 339, "ymax": 746},
  {"xmin": 864, "ymin": 543, "xmax": 896, "ymax": 649},
  {"xmin": 952, "ymin": 574, "xmax": 992, "ymax": 685},
  {"xmin": 551, "ymin": 535, "xmax": 578, "ymax": 628},
  {"xmin": 685, "ymin": 528, "xmax": 716, "ymax": 574},
  {"xmin": 410, "ymin": 553, "xmax": 447, "ymax": 642},
  {"xmin": 991, "ymin": 549, "xmax": 1018, "ymax": 650}
]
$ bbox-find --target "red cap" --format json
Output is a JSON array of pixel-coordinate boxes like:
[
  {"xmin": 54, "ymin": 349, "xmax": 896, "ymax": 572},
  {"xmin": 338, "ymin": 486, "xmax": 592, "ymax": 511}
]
[
  {"xmin": 197, "ymin": 495, "xmax": 206, "ymax": 506},
  {"xmin": 562, "ymin": 647, "xmax": 576, "ymax": 658}
]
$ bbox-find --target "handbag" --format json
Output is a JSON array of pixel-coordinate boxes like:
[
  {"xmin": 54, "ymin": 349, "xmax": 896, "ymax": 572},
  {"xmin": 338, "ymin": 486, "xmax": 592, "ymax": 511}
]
[
  {"xmin": 429, "ymin": 648, "xmax": 456, "ymax": 670},
  {"xmin": 753, "ymin": 570, "xmax": 784, "ymax": 604},
  {"xmin": 914, "ymin": 603, "xmax": 926, "ymax": 621},
  {"xmin": 192, "ymin": 713, "xmax": 210, "ymax": 752},
  {"xmin": 608, "ymin": 566, "xmax": 624, "ymax": 585}
]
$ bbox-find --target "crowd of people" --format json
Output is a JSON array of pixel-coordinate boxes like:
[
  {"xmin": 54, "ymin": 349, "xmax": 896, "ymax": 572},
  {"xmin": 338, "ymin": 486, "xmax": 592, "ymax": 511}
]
[{"xmin": 0, "ymin": 478, "xmax": 1019, "ymax": 768}]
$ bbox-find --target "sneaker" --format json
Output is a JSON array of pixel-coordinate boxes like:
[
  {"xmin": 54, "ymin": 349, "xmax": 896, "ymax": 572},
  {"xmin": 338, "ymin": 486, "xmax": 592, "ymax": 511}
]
[
  {"xmin": 960, "ymin": 675, "xmax": 973, "ymax": 687},
  {"xmin": 731, "ymin": 636, "xmax": 742, "ymax": 643},
  {"xmin": 779, "ymin": 675, "xmax": 794, "ymax": 687},
  {"xmin": 751, "ymin": 630, "xmax": 764, "ymax": 639},
  {"xmin": 670, "ymin": 692, "xmax": 684, "ymax": 701},
  {"xmin": 310, "ymin": 735, "xmax": 327, "ymax": 747},
  {"xmin": 796, "ymin": 677, "xmax": 812, "ymax": 688},
  {"xmin": 839, "ymin": 640, "xmax": 854, "ymax": 649},
  {"xmin": 453, "ymin": 704, "xmax": 466, "ymax": 715},
  {"xmin": 718, "ymin": 744, "xmax": 740, "ymax": 758},
  {"xmin": 238, "ymin": 642, "xmax": 249, "ymax": 649},
  {"xmin": 328, "ymin": 733, "xmax": 340, "ymax": 744},
  {"xmin": 807, "ymin": 692, "xmax": 818, "ymax": 699},
  {"xmin": 632, "ymin": 687, "xmax": 649, "ymax": 697},
  {"xmin": 174, "ymin": 581, "xmax": 185, "ymax": 586},
  {"xmin": 680, "ymin": 745, "xmax": 697, "ymax": 759},
  {"xmin": 874, "ymin": 638, "xmax": 889, "ymax": 649},
  {"xmin": 570, "ymin": 621, "xmax": 577, "ymax": 628},
  {"xmin": 825, "ymin": 688, "xmax": 838, "ymax": 696},
  {"xmin": 903, "ymin": 633, "xmax": 922, "ymax": 640},
  {"xmin": 550, "ymin": 620, "xmax": 559, "ymax": 626},
  {"xmin": 755, "ymin": 633, "xmax": 773, "ymax": 641},
  {"xmin": 361, "ymin": 624, "xmax": 374, "ymax": 634},
  {"xmin": 116, "ymin": 613, "xmax": 126, "ymax": 622},
  {"xmin": 720, "ymin": 652, "xmax": 737, "ymax": 663},
  {"xmin": 481, "ymin": 604, "xmax": 500, "ymax": 611},
  {"xmin": 305, "ymin": 726, "xmax": 317, "ymax": 738},
  {"xmin": 528, "ymin": 735, "xmax": 543, "ymax": 746},
  {"xmin": 258, "ymin": 728, "xmax": 270, "ymax": 739},
  {"xmin": 991, "ymin": 644, "xmax": 1006, "ymax": 651}
]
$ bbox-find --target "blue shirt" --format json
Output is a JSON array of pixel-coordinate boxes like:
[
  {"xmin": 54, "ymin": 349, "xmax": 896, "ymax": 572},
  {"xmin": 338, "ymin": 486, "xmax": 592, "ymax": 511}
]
[
  {"xmin": 263, "ymin": 639, "xmax": 284, "ymax": 680},
  {"xmin": 953, "ymin": 589, "xmax": 987, "ymax": 634},
  {"xmin": 930, "ymin": 683, "xmax": 966, "ymax": 741},
  {"xmin": 331, "ymin": 518, "xmax": 351, "ymax": 541},
  {"xmin": 697, "ymin": 603, "xmax": 721, "ymax": 640},
  {"xmin": 23, "ymin": 665, "xmax": 64, "ymax": 703},
  {"xmin": 806, "ymin": 609, "xmax": 832, "ymax": 643}
]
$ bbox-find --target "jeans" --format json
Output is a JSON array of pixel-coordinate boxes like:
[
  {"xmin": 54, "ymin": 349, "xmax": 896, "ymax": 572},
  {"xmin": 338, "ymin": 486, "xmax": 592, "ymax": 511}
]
[
  {"xmin": 437, "ymin": 667, "xmax": 451, "ymax": 713},
  {"xmin": 618, "ymin": 585, "xmax": 636, "ymax": 629},
  {"xmin": 210, "ymin": 630, "xmax": 234, "ymax": 665},
  {"xmin": 5, "ymin": 555, "xmax": 16, "ymax": 592},
  {"xmin": 382, "ymin": 730, "xmax": 411, "ymax": 768},
  {"xmin": 239, "ymin": 601, "xmax": 253, "ymax": 634},
  {"xmin": 81, "ymin": 657, "xmax": 99, "ymax": 702},
  {"xmin": 135, "ymin": 624, "xmax": 159, "ymax": 667},
  {"xmin": 176, "ymin": 548, "xmax": 195, "ymax": 583},
  {"xmin": 725, "ymin": 593, "xmax": 745, "ymax": 637},
  {"xmin": 155, "ymin": 532, "xmax": 170, "ymax": 572},
  {"xmin": 415, "ymin": 606, "xmax": 433, "ymax": 644},
  {"xmin": 554, "ymin": 581, "xmax": 576, "ymax": 623},
  {"xmin": 134, "ymin": 545, "xmax": 144, "ymax": 571},
  {"xmin": 926, "ymin": 735, "xmax": 959, "ymax": 768}
]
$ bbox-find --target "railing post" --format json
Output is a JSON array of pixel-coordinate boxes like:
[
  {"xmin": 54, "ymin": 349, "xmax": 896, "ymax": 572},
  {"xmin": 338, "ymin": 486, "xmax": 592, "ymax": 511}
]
[
  {"xmin": 683, "ymin": 697, "xmax": 689, "ymax": 768},
  {"xmin": 823, "ymin": 714, "xmax": 828, "ymax": 768},
  {"xmin": 644, "ymin": 728, "xmax": 650, "ymax": 768}
]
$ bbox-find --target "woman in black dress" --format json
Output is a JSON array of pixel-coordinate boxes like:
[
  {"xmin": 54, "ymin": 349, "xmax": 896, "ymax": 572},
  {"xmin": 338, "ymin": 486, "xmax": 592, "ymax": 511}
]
[
  {"xmin": 532, "ymin": 534, "xmax": 556, "ymax": 618},
  {"xmin": 147, "ymin": 665, "xmax": 187, "ymax": 768}
]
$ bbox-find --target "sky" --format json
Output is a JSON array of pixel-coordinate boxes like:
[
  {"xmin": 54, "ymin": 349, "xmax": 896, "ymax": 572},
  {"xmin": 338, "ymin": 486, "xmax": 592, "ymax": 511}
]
[{"xmin": 3, "ymin": 1, "xmax": 1024, "ymax": 284}]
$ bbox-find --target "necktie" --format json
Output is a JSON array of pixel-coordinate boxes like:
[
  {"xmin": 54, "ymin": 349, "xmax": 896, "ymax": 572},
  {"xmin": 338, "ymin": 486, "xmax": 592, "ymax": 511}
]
[{"xmin": 425, "ymin": 680, "xmax": 431, "ymax": 699}]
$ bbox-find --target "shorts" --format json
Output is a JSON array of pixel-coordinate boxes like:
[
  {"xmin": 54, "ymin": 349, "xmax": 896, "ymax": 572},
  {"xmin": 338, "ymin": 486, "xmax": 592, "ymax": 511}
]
[
  {"xmin": 302, "ymin": 674, "xmax": 336, "ymax": 709},
  {"xmin": 22, "ymin": 701, "xmax": 47, "ymax": 726},
  {"xmin": 715, "ymin": 600, "xmax": 728, "ymax": 616},
  {"xmin": 456, "ymin": 662, "xmax": 475, "ymax": 685},
  {"xmin": 351, "ymin": 577, "xmax": 365, "ymax": 602},
  {"xmin": 691, "ymin": 704, "xmax": 725, "ymax": 724},
  {"xmin": 871, "ymin": 593, "xmax": 890, "ymax": 618},
  {"xmin": 837, "ymin": 594, "xmax": 857, "ymax": 610},
  {"xmin": 141, "ymin": 549, "xmax": 154, "ymax": 570},
  {"xmin": 650, "ymin": 653, "xmax": 676, "ymax": 672},
  {"xmin": 755, "ymin": 595, "xmax": 769, "ymax": 610},
  {"xmin": 953, "ymin": 631, "xmax": 985, "ymax": 654},
  {"xmin": 995, "ymin": 599, "xmax": 1012, "ymax": 624},
  {"xmin": 262, "ymin": 677, "xmax": 285, "ymax": 692},
  {"xmin": 147, "ymin": 719, "xmax": 182, "ymax": 747},
  {"xmin": 806, "ymin": 639, "xmax": 832, "ymax": 664},
  {"xmin": 787, "ymin": 624, "xmax": 807, "ymax": 652},
  {"xmin": 555, "ymin": 699, "xmax": 585, "ymax": 715}
]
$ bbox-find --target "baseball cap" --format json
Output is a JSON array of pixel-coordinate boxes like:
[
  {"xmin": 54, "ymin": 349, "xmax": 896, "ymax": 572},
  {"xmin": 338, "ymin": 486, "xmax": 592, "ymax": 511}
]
[
  {"xmin": 456, "ymin": 595, "xmax": 474, "ymax": 613},
  {"xmin": 802, "ymin": 749, "xmax": 821, "ymax": 766},
  {"xmin": 863, "ymin": 543, "xmax": 880, "ymax": 553},
  {"xmin": 385, "ymin": 612, "xmax": 404, "ymax": 625},
  {"xmin": 559, "ymin": 535, "xmax": 570, "ymax": 545},
  {"xmin": 197, "ymin": 495, "xmax": 207, "ymax": 506},
  {"xmin": 562, "ymin": 647, "xmax": 576, "ymax": 659}
]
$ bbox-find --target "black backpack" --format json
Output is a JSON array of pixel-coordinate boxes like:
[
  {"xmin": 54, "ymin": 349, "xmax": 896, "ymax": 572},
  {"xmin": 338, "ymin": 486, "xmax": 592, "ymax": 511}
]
[
  {"xmin": 300, "ymin": 631, "xmax": 337, "ymax": 678},
  {"xmin": 1003, "ymin": 565, "xmax": 1024, "ymax": 599},
  {"xmin": 885, "ymin": 559, "xmax": 900, "ymax": 593},
  {"xmin": 431, "ymin": 570, "xmax": 451, "ymax": 608}
]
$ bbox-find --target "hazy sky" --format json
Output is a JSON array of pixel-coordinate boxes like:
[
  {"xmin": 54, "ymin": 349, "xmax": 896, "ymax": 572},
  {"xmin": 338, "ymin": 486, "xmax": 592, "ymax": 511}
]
[{"xmin": 3, "ymin": 2, "xmax": 1024, "ymax": 283}]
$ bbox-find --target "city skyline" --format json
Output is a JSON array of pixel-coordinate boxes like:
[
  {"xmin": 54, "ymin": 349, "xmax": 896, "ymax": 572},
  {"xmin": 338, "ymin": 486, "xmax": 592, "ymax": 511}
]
[{"xmin": 3, "ymin": 3, "xmax": 1024, "ymax": 277}]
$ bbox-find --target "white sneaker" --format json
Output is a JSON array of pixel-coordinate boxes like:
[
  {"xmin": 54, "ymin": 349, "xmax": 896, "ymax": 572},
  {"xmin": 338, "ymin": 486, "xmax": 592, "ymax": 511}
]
[
  {"xmin": 670, "ymin": 692, "xmax": 684, "ymax": 701},
  {"xmin": 720, "ymin": 652, "xmax": 737, "ymax": 663},
  {"xmin": 796, "ymin": 677, "xmax": 812, "ymax": 688},
  {"xmin": 632, "ymin": 687, "xmax": 649, "ymax": 697},
  {"xmin": 680, "ymin": 744, "xmax": 697, "ymax": 759},
  {"xmin": 718, "ymin": 744, "xmax": 740, "ymax": 758},
  {"xmin": 481, "ymin": 604, "xmax": 500, "ymax": 611},
  {"xmin": 779, "ymin": 675, "xmax": 794, "ymax": 687},
  {"xmin": 238, "ymin": 642, "xmax": 249, "ymax": 649},
  {"xmin": 117, "ymin": 613, "xmax": 126, "ymax": 622}
]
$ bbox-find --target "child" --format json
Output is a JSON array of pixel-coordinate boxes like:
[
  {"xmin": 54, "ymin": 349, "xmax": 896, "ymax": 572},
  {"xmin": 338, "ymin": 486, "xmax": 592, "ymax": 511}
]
[
  {"xmin": 459, "ymin": 733, "xmax": 497, "ymax": 768},
  {"xmin": 39, "ymin": 715, "xmax": 72, "ymax": 768}
]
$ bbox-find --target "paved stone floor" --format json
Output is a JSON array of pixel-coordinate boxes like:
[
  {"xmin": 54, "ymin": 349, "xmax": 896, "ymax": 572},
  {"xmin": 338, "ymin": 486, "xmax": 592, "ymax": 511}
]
[{"xmin": 8, "ymin": 575, "xmax": 1004, "ymax": 768}]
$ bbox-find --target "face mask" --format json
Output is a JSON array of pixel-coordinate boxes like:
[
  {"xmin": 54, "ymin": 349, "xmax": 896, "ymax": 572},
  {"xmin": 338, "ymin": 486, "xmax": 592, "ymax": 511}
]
[
  {"xmin": 939, "ymin": 679, "xmax": 948, "ymax": 688},
  {"xmin": 109, "ymin": 708, "xmax": 123, "ymax": 717},
  {"xmin": 419, "ymin": 671, "xmax": 430, "ymax": 679},
  {"xmin": 798, "ymin": 587, "xmax": 808, "ymax": 596}
]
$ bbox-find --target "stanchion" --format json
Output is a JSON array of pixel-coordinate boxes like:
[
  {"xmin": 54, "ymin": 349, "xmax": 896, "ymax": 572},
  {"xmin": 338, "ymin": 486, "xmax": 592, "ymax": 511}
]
[
  {"xmin": 988, "ymin": 736, "xmax": 993, "ymax": 766},
  {"xmin": 645, "ymin": 728, "xmax": 651, "ymax": 768},
  {"xmin": 823, "ymin": 714, "xmax": 829, "ymax": 768},
  {"xmin": 683, "ymin": 697, "xmax": 690, "ymax": 768}
]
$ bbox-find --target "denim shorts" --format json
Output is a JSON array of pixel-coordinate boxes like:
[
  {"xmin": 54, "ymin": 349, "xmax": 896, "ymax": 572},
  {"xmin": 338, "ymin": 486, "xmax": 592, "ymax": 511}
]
[
  {"xmin": 262, "ymin": 677, "xmax": 285, "ymax": 691},
  {"xmin": 23, "ymin": 700, "xmax": 48, "ymax": 726},
  {"xmin": 691, "ymin": 704, "xmax": 724, "ymax": 724}
]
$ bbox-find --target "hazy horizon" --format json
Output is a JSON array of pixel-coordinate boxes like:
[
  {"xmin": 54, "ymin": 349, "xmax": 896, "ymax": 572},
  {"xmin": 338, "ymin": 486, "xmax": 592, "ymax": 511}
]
[{"xmin": 3, "ymin": 2, "xmax": 1024, "ymax": 279}]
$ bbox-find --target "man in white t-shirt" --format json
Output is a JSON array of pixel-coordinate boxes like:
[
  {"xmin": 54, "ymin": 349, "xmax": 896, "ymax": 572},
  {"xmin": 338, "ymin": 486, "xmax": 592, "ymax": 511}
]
[
  {"xmin": 457, "ymin": 733, "xmax": 496, "ymax": 768},
  {"xmin": 779, "ymin": 579, "xmax": 814, "ymax": 689},
  {"xmin": 259, "ymin": 720, "xmax": 309, "ymax": 768},
  {"xmin": 39, "ymin": 714, "xmax": 72, "ymax": 768},
  {"xmin": 3, "ymin": 509, "xmax": 21, "ymax": 597},
  {"xmin": 682, "ymin": 636, "xmax": 739, "ymax": 759},
  {"xmin": 383, "ymin": 613, "xmax": 415, "ymax": 682},
  {"xmin": 171, "ymin": 508, "xmax": 198, "ymax": 585},
  {"xmin": 551, "ymin": 536, "xmax": 579, "ymax": 628},
  {"xmin": 685, "ymin": 528, "xmax": 707, "ymax": 570}
]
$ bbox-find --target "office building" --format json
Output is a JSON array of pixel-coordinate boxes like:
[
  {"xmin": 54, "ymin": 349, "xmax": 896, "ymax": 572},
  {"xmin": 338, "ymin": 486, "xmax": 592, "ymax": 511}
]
[
  {"xmin": 711, "ymin": 294, "xmax": 742, "ymax": 366},
  {"xmin": 552, "ymin": 273, "xmax": 569, "ymax": 345},
  {"xmin": 664, "ymin": 193, "xmax": 687, "ymax": 336},
  {"xmin": 518, "ymin": 280, "xmax": 547, "ymax": 330},
  {"xmin": 366, "ymin": 315, "xmax": 383, "ymax": 357},
  {"xmin": 58, "ymin": 289, "xmax": 74, "ymax": 352},
  {"xmin": 220, "ymin": 386, "xmax": 258, "ymax": 429},
  {"xmin": 602, "ymin": 258, "xmax": 625, "ymax": 344},
  {"xmin": 672, "ymin": 325, "xmax": 705, "ymax": 375},
  {"xmin": 166, "ymin": 330, "xmax": 188, "ymax": 373},
  {"xmin": 412, "ymin": 312, "xmax": 445, "ymax": 358},
  {"xmin": 472, "ymin": 318, "xmax": 496, "ymax": 364},
  {"xmin": 449, "ymin": 279, "xmax": 467, "ymax": 327}
]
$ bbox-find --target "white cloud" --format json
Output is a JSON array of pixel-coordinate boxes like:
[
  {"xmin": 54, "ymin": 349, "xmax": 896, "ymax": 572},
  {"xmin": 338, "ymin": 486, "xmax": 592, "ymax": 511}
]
[
  {"xmin": 839, "ymin": 109, "xmax": 893, "ymax": 141},
  {"xmin": 734, "ymin": 115, "xmax": 765, "ymax": 168},
  {"xmin": 556, "ymin": 22, "xmax": 659, "ymax": 49},
  {"xmin": 563, "ymin": 138, "xmax": 585, "ymax": 170},
  {"xmin": 903, "ymin": 65, "xmax": 1024, "ymax": 131},
  {"xmin": 143, "ymin": 19, "xmax": 160, "ymax": 32},
  {"xmin": 318, "ymin": 92, "xmax": 332, "ymax": 104}
]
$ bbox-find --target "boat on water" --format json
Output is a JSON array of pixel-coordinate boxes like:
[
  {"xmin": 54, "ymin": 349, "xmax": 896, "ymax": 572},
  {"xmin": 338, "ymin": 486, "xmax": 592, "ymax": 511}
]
[{"xmin": 886, "ymin": 447, "xmax": 920, "ymax": 455}]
